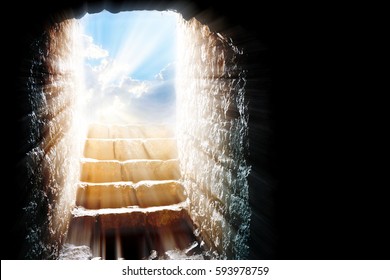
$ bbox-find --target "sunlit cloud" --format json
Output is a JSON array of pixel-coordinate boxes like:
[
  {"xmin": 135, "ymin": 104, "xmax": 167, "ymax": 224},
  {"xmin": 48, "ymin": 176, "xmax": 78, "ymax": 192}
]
[
  {"xmin": 120, "ymin": 77, "xmax": 149, "ymax": 98},
  {"xmin": 82, "ymin": 34, "xmax": 109, "ymax": 59},
  {"xmin": 98, "ymin": 59, "xmax": 132, "ymax": 89},
  {"xmin": 79, "ymin": 10, "xmax": 178, "ymax": 123},
  {"xmin": 155, "ymin": 62, "xmax": 176, "ymax": 81}
]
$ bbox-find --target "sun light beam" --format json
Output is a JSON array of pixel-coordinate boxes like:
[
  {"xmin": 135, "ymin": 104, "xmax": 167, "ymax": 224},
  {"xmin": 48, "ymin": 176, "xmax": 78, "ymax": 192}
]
[{"xmin": 79, "ymin": 10, "xmax": 178, "ymax": 124}]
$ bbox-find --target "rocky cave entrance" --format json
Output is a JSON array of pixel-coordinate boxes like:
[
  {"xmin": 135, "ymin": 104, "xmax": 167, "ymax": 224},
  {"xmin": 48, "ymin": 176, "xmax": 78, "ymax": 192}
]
[{"xmin": 21, "ymin": 6, "xmax": 251, "ymax": 260}]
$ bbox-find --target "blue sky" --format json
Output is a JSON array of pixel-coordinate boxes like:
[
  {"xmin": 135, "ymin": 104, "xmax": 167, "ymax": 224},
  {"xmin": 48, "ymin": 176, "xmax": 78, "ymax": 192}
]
[{"xmin": 79, "ymin": 10, "xmax": 178, "ymax": 123}]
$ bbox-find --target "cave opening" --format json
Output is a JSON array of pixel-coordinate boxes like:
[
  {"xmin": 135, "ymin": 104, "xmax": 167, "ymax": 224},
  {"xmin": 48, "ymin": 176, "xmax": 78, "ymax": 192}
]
[
  {"xmin": 16, "ymin": 4, "xmax": 255, "ymax": 260},
  {"xmin": 65, "ymin": 10, "xmax": 191, "ymax": 260}
]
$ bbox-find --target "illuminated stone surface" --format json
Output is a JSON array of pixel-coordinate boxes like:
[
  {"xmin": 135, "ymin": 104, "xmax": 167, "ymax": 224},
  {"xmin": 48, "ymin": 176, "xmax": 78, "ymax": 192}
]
[
  {"xmin": 176, "ymin": 18, "xmax": 250, "ymax": 259},
  {"xmin": 76, "ymin": 180, "xmax": 186, "ymax": 209},
  {"xmin": 66, "ymin": 123, "xmax": 202, "ymax": 259},
  {"xmin": 76, "ymin": 182, "xmax": 137, "ymax": 209},
  {"xmin": 83, "ymin": 139, "xmax": 115, "ymax": 160},
  {"xmin": 80, "ymin": 160, "xmax": 122, "ymax": 183},
  {"xmin": 85, "ymin": 138, "xmax": 178, "ymax": 160},
  {"xmin": 135, "ymin": 180, "xmax": 186, "ymax": 208},
  {"xmin": 116, "ymin": 138, "xmax": 178, "ymax": 160},
  {"xmin": 80, "ymin": 159, "xmax": 180, "ymax": 183},
  {"xmin": 87, "ymin": 123, "xmax": 175, "ymax": 139},
  {"xmin": 121, "ymin": 159, "xmax": 180, "ymax": 182}
]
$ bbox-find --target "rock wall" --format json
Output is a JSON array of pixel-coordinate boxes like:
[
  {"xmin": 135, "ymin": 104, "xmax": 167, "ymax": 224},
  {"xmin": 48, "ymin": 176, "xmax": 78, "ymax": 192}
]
[
  {"xmin": 176, "ymin": 17, "xmax": 251, "ymax": 259},
  {"xmin": 19, "ymin": 19, "xmax": 84, "ymax": 259}
]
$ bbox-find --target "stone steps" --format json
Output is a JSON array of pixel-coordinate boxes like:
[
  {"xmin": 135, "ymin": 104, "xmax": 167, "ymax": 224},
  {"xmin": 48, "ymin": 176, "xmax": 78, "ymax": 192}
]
[
  {"xmin": 87, "ymin": 123, "xmax": 175, "ymax": 139},
  {"xmin": 76, "ymin": 180, "xmax": 187, "ymax": 209},
  {"xmin": 71, "ymin": 202, "xmax": 189, "ymax": 228},
  {"xmin": 66, "ymin": 203, "xmax": 199, "ymax": 260},
  {"xmin": 84, "ymin": 138, "xmax": 178, "ymax": 160},
  {"xmin": 80, "ymin": 159, "xmax": 181, "ymax": 183},
  {"xmin": 62, "ymin": 123, "xmax": 204, "ymax": 259}
]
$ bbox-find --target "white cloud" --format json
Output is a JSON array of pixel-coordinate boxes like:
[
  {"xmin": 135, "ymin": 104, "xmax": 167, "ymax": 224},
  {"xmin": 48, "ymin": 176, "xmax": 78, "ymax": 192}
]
[
  {"xmin": 82, "ymin": 35, "xmax": 109, "ymax": 59},
  {"xmin": 82, "ymin": 60, "xmax": 176, "ymax": 103},
  {"xmin": 120, "ymin": 77, "xmax": 150, "ymax": 98},
  {"xmin": 84, "ymin": 57, "xmax": 132, "ymax": 91},
  {"xmin": 154, "ymin": 62, "xmax": 176, "ymax": 81}
]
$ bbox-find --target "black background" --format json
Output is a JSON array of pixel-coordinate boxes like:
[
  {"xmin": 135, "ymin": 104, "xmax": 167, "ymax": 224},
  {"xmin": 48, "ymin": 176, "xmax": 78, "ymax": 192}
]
[{"xmin": 3, "ymin": 0, "xmax": 388, "ymax": 260}]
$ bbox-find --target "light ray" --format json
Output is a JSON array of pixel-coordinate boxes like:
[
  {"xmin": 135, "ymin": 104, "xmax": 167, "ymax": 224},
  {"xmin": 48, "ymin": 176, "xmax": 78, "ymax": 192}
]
[{"xmin": 79, "ymin": 10, "xmax": 178, "ymax": 125}]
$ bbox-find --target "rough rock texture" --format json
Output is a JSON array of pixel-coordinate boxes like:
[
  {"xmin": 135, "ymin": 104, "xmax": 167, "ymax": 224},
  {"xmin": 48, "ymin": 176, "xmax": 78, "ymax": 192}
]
[
  {"xmin": 176, "ymin": 17, "xmax": 251, "ymax": 259},
  {"xmin": 17, "ymin": 19, "xmax": 83, "ymax": 259},
  {"xmin": 58, "ymin": 243, "xmax": 93, "ymax": 260}
]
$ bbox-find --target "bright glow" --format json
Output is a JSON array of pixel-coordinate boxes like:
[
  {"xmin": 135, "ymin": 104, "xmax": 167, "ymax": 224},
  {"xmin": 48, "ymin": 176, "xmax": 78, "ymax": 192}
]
[
  {"xmin": 79, "ymin": 10, "xmax": 179, "ymax": 124},
  {"xmin": 82, "ymin": 35, "xmax": 109, "ymax": 59}
]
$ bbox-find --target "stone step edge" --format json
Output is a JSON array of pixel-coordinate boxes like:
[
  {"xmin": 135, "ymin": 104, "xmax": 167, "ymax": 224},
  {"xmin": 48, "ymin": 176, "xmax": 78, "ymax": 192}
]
[
  {"xmin": 72, "ymin": 201, "xmax": 189, "ymax": 217},
  {"xmin": 77, "ymin": 179, "xmax": 183, "ymax": 188},
  {"xmin": 84, "ymin": 137, "xmax": 177, "ymax": 141},
  {"xmin": 80, "ymin": 158, "xmax": 179, "ymax": 164},
  {"xmin": 88, "ymin": 123, "xmax": 176, "ymax": 127}
]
